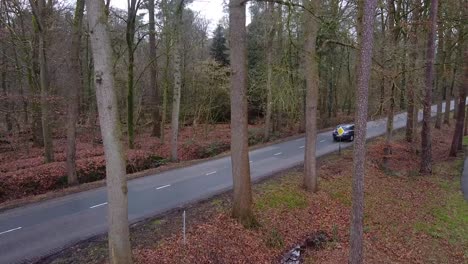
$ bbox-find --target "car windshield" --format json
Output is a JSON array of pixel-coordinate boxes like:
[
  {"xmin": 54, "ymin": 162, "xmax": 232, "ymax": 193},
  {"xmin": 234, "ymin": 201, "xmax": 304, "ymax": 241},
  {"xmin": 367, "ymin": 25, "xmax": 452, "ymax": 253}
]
[{"xmin": 336, "ymin": 124, "xmax": 353, "ymax": 130}]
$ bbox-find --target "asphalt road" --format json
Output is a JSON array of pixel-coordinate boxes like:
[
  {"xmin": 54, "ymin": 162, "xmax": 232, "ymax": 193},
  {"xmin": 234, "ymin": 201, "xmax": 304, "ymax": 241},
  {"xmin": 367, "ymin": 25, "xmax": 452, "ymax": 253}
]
[{"xmin": 0, "ymin": 101, "xmax": 456, "ymax": 264}]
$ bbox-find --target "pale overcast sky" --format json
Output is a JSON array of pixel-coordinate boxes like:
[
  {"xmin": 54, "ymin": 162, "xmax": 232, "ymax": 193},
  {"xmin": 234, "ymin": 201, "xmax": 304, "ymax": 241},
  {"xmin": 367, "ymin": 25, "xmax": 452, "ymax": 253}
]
[{"xmin": 110, "ymin": 0, "xmax": 227, "ymax": 33}]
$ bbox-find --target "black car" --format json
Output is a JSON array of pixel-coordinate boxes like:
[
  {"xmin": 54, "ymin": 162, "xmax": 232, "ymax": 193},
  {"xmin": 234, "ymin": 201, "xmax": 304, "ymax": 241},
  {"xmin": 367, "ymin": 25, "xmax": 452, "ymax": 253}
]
[{"xmin": 332, "ymin": 124, "xmax": 355, "ymax": 142}]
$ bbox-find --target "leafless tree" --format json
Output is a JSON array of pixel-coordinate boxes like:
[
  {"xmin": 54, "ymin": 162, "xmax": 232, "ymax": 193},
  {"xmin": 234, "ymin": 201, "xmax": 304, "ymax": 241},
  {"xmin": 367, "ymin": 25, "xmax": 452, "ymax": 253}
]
[{"xmin": 86, "ymin": 0, "xmax": 133, "ymax": 262}]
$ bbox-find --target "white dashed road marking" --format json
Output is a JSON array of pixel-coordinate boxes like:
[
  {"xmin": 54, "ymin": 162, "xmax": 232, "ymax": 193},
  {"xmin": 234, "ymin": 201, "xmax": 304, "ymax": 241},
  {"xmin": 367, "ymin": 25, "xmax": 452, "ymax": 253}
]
[
  {"xmin": 299, "ymin": 146, "xmax": 305, "ymax": 149},
  {"xmin": 156, "ymin": 184, "xmax": 171, "ymax": 190},
  {"xmin": 320, "ymin": 140, "xmax": 326, "ymax": 143},
  {"xmin": 89, "ymin": 202, "xmax": 107, "ymax": 209},
  {"xmin": 0, "ymin": 227, "xmax": 22, "ymax": 236},
  {"xmin": 274, "ymin": 152, "xmax": 282, "ymax": 156},
  {"xmin": 205, "ymin": 171, "xmax": 217, "ymax": 176}
]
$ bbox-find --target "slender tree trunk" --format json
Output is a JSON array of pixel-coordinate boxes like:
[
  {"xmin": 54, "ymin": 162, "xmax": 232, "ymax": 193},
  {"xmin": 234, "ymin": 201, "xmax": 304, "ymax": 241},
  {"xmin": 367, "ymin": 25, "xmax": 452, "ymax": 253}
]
[
  {"xmin": 449, "ymin": 51, "xmax": 467, "ymax": 156},
  {"xmin": 38, "ymin": 33, "xmax": 54, "ymax": 162},
  {"xmin": 1, "ymin": 44, "xmax": 12, "ymax": 133},
  {"xmin": 160, "ymin": 0, "xmax": 170, "ymax": 143},
  {"xmin": 349, "ymin": 0, "xmax": 377, "ymax": 263},
  {"xmin": 406, "ymin": 0, "xmax": 420, "ymax": 143},
  {"xmin": 384, "ymin": 0, "xmax": 397, "ymax": 167},
  {"xmin": 420, "ymin": 0, "xmax": 438, "ymax": 174},
  {"xmin": 434, "ymin": 2, "xmax": 444, "ymax": 129},
  {"xmin": 452, "ymin": 68, "xmax": 458, "ymax": 120},
  {"xmin": 229, "ymin": 0, "xmax": 255, "ymax": 227},
  {"xmin": 66, "ymin": 0, "xmax": 85, "ymax": 186},
  {"xmin": 450, "ymin": 80, "xmax": 466, "ymax": 156},
  {"xmin": 379, "ymin": 5, "xmax": 385, "ymax": 117},
  {"xmin": 29, "ymin": 0, "xmax": 55, "ymax": 162},
  {"xmin": 86, "ymin": 1, "xmax": 133, "ymax": 263},
  {"xmin": 126, "ymin": 1, "xmax": 138, "ymax": 149},
  {"xmin": 148, "ymin": 0, "xmax": 161, "ymax": 138},
  {"xmin": 464, "ymin": 105, "xmax": 468, "ymax": 135},
  {"xmin": 303, "ymin": 0, "xmax": 320, "ymax": 193},
  {"xmin": 171, "ymin": 2, "xmax": 183, "ymax": 162},
  {"xmin": 443, "ymin": 62, "xmax": 452, "ymax": 125},
  {"xmin": 264, "ymin": 2, "xmax": 275, "ymax": 141}
]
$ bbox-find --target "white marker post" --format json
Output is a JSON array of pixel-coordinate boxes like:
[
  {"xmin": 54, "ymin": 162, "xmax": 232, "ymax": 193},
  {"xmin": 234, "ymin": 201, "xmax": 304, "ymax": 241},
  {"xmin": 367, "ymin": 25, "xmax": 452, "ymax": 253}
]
[{"xmin": 183, "ymin": 210, "xmax": 186, "ymax": 245}]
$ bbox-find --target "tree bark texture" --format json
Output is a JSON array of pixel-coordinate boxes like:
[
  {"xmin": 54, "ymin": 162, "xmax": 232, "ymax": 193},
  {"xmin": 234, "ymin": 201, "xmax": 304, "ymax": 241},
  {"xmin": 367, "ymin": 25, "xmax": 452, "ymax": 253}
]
[
  {"xmin": 420, "ymin": 0, "xmax": 438, "ymax": 174},
  {"xmin": 406, "ymin": 0, "xmax": 420, "ymax": 143},
  {"xmin": 349, "ymin": 0, "xmax": 377, "ymax": 263},
  {"xmin": 434, "ymin": 1, "xmax": 444, "ymax": 129},
  {"xmin": 449, "ymin": 49, "xmax": 467, "ymax": 156},
  {"xmin": 86, "ymin": 1, "xmax": 133, "ymax": 263},
  {"xmin": 148, "ymin": 0, "xmax": 161, "ymax": 138},
  {"xmin": 66, "ymin": 0, "xmax": 85, "ymax": 186},
  {"xmin": 171, "ymin": 0, "xmax": 184, "ymax": 162},
  {"xmin": 264, "ymin": 2, "xmax": 275, "ymax": 141},
  {"xmin": 303, "ymin": 0, "xmax": 320, "ymax": 193},
  {"xmin": 30, "ymin": 0, "xmax": 54, "ymax": 162},
  {"xmin": 229, "ymin": 0, "xmax": 255, "ymax": 227},
  {"xmin": 126, "ymin": 0, "xmax": 138, "ymax": 149}
]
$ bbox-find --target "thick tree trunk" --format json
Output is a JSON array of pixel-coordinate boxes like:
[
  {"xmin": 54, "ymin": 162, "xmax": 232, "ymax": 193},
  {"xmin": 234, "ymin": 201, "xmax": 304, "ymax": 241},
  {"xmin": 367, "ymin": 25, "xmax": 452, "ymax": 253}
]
[
  {"xmin": 264, "ymin": 2, "xmax": 275, "ymax": 141},
  {"xmin": 420, "ymin": 0, "xmax": 438, "ymax": 174},
  {"xmin": 171, "ymin": 4, "xmax": 183, "ymax": 162},
  {"xmin": 303, "ymin": 0, "xmax": 320, "ymax": 193},
  {"xmin": 349, "ymin": 0, "xmax": 377, "ymax": 263},
  {"xmin": 148, "ymin": 0, "xmax": 161, "ymax": 138},
  {"xmin": 66, "ymin": 0, "xmax": 85, "ymax": 186},
  {"xmin": 86, "ymin": 1, "xmax": 133, "ymax": 263},
  {"xmin": 229, "ymin": 0, "xmax": 255, "ymax": 227}
]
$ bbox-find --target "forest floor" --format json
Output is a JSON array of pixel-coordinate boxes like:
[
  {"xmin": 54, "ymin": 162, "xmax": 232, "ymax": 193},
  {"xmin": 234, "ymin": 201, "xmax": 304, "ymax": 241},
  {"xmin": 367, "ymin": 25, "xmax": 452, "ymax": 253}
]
[
  {"xmin": 0, "ymin": 113, "xmax": 354, "ymax": 207},
  {"xmin": 42, "ymin": 125, "xmax": 468, "ymax": 264}
]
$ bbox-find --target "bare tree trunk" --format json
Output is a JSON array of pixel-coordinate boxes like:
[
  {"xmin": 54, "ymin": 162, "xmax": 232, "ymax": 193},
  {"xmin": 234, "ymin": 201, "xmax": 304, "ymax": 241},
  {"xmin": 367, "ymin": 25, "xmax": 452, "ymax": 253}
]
[
  {"xmin": 30, "ymin": 0, "xmax": 54, "ymax": 162},
  {"xmin": 171, "ymin": 1, "xmax": 184, "ymax": 162},
  {"xmin": 443, "ymin": 62, "xmax": 452, "ymax": 125},
  {"xmin": 126, "ymin": 0, "xmax": 139, "ymax": 149},
  {"xmin": 420, "ymin": 0, "xmax": 438, "ymax": 174},
  {"xmin": 1, "ymin": 44, "xmax": 12, "ymax": 133},
  {"xmin": 86, "ymin": 1, "xmax": 133, "ymax": 263},
  {"xmin": 229, "ymin": 0, "xmax": 255, "ymax": 227},
  {"xmin": 263, "ymin": 2, "xmax": 275, "ymax": 141},
  {"xmin": 449, "ymin": 51, "xmax": 467, "ymax": 156},
  {"xmin": 148, "ymin": 0, "xmax": 161, "ymax": 138},
  {"xmin": 303, "ymin": 0, "xmax": 320, "ymax": 193},
  {"xmin": 384, "ymin": 0, "xmax": 397, "ymax": 167},
  {"xmin": 464, "ymin": 105, "xmax": 468, "ymax": 135},
  {"xmin": 66, "ymin": 0, "xmax": 85, "ymax": 186},
  {"xmin": 434, "ymin": 1, "xmax": 444, "ymax": 129},
  {"xmin": 406, "ymin": 0, "xmax": 420, "ymax": 143},
  {"xmin": 349, "ymin": 0, "xmax": 377, "ymax": 263},
  {"xmin": 160, "ymin": 0, "xmax": 170, "ymax": 143}
]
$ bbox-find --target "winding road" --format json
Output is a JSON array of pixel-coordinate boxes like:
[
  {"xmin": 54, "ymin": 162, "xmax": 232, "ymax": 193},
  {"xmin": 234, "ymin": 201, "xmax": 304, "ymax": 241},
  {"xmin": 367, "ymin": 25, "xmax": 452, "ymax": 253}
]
[{"xmin": 0, "ymin": 100, "xmax": 457, "ymax": 264}]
